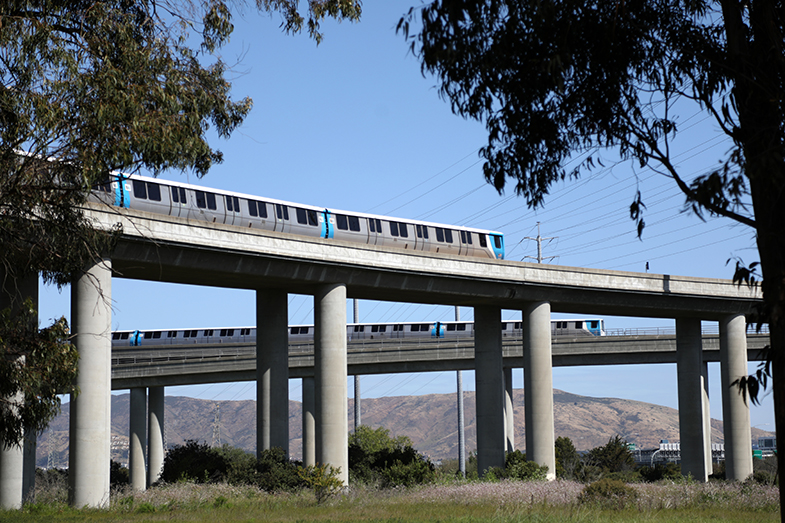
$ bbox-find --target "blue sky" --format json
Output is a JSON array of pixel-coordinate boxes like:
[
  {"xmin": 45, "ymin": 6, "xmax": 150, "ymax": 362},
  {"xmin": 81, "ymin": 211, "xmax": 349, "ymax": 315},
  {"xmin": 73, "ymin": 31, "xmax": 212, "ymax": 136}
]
[{"xmin": 40, "ymin": 3, "xmax": 773, "ymax": 437}]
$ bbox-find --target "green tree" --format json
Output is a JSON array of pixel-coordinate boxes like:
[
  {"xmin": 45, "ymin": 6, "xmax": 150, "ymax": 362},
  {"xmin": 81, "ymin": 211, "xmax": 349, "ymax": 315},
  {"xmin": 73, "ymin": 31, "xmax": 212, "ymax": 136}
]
[
  {"xmin": 348, "ymin": 425, "xmax": 435, "ymax": 486},
  {"xmin": 554, "ymin": 436, "xmax": 583, "ymax": 480},
  {"xmin": 0, "ymin": 0, "xmax": 360, "ymax": 446},
  {"xmin": 586, "ymin": 436, "xmax": 636, "ymax": 475},
  {"xmin": 400, "ymin": 0, "xmax": 783, "ymax": 503}
]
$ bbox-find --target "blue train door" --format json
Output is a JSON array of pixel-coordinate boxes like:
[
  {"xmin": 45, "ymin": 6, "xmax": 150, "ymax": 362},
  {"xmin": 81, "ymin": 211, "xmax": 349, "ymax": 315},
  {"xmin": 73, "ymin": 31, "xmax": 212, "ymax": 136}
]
[{"xmin": 431, "ymin": 322, "xmax": 445, "ymax": 338}]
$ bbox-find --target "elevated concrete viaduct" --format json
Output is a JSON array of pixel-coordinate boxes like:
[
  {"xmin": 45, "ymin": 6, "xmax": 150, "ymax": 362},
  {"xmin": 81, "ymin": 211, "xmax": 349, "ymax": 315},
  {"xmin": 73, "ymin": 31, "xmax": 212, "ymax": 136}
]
[{"xmin": 0, "ymin": 203, "xmax": 762, "ymax": 507}]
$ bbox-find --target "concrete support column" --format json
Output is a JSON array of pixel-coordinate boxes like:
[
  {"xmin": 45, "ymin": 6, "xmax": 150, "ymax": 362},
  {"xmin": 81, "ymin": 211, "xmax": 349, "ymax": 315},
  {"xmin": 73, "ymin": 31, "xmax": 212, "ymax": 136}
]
[
  {"xmin": 702, "ymin": 362, "xmax": 713, "ymax": 475},
  {"xmin": 302, "ymin": 377, "xmax": 316, "ymax": 467},
  {"xmin": 147, "ymin": 386, "xmax": 165, "ymax": 486},
  {"xmin": 0, "ymin": 273, "xmax": 37, "ymax": 509},
  {"xmin": 23, "ymin": 429, "xmax": 36, "ymax": 502},
  {"xmin": 129, "ymin": 387, "xmax": 147, "ymax": 491},
  {"xmin": 314, "ymin": 284, "xmax": 348, "ymax": 484},
  {"xmin": 256, "ymin": 289, "xmax": 289, "ymax": 456},
  {"xmin": 69, "ymin": 258, "xmax": 112, "ymax": 508},
  {"xmin": 719, "ymin": 314, "xmax": 753, "ymax": 481},
  {"xmin": 457, "ymin": 370, "xmax": 466, "ymax": 477},
  {"xmin": 523, "ymin": 301, "xmax": 556, "ymax": 480},
  {"xmin": 0, "ymin": 390, "xmax": 25, "ymax": 509},
  {"xmin": 676, "ymin": 318, "xmax": 709, "ymax": 481},
  {"xmin": 504, "ymin": 367, "xmax": 515, "ymax": 452},
  {"xmin": 474, "ymin": 305, "xmax": 505, "ymax": 475}
]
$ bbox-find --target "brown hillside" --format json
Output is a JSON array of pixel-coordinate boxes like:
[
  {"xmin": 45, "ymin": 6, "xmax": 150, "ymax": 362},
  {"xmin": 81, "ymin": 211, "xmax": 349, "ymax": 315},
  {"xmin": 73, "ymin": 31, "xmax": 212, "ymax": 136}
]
[{"xmin": 35, "ymin": 389, "xmax": 771, "ymax": 465}]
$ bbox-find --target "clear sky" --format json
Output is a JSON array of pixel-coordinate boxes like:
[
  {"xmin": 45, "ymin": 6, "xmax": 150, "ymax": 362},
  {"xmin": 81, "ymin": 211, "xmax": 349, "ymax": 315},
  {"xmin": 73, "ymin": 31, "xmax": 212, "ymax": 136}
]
[{"xmin": 40, "ymin": 3, "xmax": 774, "ymax": 438}]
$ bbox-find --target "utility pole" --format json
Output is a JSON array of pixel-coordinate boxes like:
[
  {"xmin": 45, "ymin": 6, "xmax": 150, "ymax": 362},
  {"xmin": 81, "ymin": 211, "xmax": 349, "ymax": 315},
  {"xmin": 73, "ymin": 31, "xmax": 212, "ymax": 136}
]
[
  {"xmin": 211, "ymin": 402, "xmax": 221, "ymax": 447},
  {"xmin": 524, "ymin": 222, "xmax": 557, "ymax": 263},
  {"xmin": 353, "ymin": 299, "xmax": 361, "ymax": 431}
]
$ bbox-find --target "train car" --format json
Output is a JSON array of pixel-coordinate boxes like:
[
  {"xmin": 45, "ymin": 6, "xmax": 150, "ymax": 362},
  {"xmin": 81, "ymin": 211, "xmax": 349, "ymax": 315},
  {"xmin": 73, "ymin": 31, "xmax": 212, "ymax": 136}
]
[
  {"xmin": 91, "ymin": 172, "xmax": 505, "ymax": 260},
  {"xmin": 112, "ymin": 318, "xmax": 605, "ymax": 347}
]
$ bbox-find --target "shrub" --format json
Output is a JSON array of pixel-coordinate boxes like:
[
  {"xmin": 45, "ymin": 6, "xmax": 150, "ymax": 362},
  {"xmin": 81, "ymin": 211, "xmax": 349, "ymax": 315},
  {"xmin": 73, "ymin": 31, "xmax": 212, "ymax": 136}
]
[
  {"xmin": 299, "ymin": 464, "xmax": 343, "ymax": 503},
  {"xmin": 252, "ymin": 447, "xmax": 306, "ymax": 492},
  {"xmin": 579, "ymin": 478, "xmax": 638, "ymax": 508},
  {"xmin": 638, "ymin": 463, "xmax": 682, "ymax": 482},
  {"xmin": 348, "ymin": 425, "xmax": 435, "ymax": 487},
  {"xmin": 161, "ymin": 440, "xmax": 228, "ymax": 484},
  {"xmin": 503, "ymin": 450, "xmax": 548, "ymax": 481},
  {"xmin": 110, "ymin": 460, "xmax": 129, "ymax": 487}
]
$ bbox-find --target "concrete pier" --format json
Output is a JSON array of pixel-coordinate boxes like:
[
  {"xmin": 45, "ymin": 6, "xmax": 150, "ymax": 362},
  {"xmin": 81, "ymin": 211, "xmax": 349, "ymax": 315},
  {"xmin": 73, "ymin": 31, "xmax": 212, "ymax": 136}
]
[
  {"xmin": 147, "ymin": 386, "xmax": 165, "ymax": 486},
  {"xmin": 69, "ymin": 258, "xmax": 112, "ymax": 508},
  {"xmin": 302, "ymin": 377, "xmax": 315, "ymax": 467},
  {"xmin": 257, "ymin": 289, "xmax": 289, "ymax": 456},
  {"xmin": 129, "ymin": 387, "xmax": 147, "ymax": 491},
  {"xmin": 0, "ymin": 274, "xmax": 38, "ymax": 509},
  {"xmin": 314, "ymin": 284, "xmax": 348, "ymax": 484},
  {"xmin": 676, "ymin": 318, "xmax": 709, "ymax": 481},
  {"xmin": 504, "ymin": 367, "xmax": 514, "ymax": 452},
  {"xmin": 474, "ymin": 305, "xmax": 505, "ymax": 475},
  {"xmin": 719, "ymin": 314, "xmax": 753, "ymax": 481},
  {"xmin": 523, "ymin": 301, "xmax": 556, "ymax": 480}
]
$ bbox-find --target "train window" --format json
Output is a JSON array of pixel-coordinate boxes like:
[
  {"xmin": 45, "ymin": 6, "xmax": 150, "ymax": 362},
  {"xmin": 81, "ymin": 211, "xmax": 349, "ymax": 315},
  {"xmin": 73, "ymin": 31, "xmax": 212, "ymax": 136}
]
[
  {"xmin": 398, "ymin": 222, "xmax": 408, "ymax": 238},
  {"xmin": 348, "ymin": 216, "xmax": 360, "ymax": 231},
  {"xmin": 167, "ymin": 331, "xmax": 177, "ymax": 338},
  {"xmin": 368, "ymin": 219, "xmax": 375, "ymax": 232},
  {"xmin": 132, "ymin": 180, "xmax": 147, "ymax": 199},
  {"xmin": 479, "ymin": 234, "xmax": 487, "ymax": 247},
  {"xmin": 420, "ymin": 324, "xmax": 430, "ymax": 331},
  {"xmin": 446, "ymin": 324, "xmax": 456, "ymax": 331},
  {"xmin": 171, "ymin": 187, "xmax": 187, "ymax": 204},
  {"xmin": 493, "ymin": 235, "xmax": 502, "ymax": 249},
  {"xmin": 226, "ymin": 196, "xmax": 240, "ymax": 212},
  {"xmin": 144, "ymin": 332, "xmax": 153, "ymax": 339},
  {"xmin": 290, "ymin": 327, "xmax": 299, "ymax": 335},
  {"xmin": 241, "ymin": 328, "xmax": 251, "ymax": 335},
  {"xmin": 435, "ymin": 228, "xmax": 444, "ymax": 242},
  {"xmin": 466, "ymin": 231, "xmax": 473, "ymax": 244},
  {"xmin": 389, "ymin": 221, "xmax": 399, "ymax": 236},
  {"xmin": 336, "ymin": 214, "xmax": 348, "ymax": 230},
  {"xmin": 378, "ymin": 325, "xmax": 386, "ymax": 332},
  {"xmin": 206, "ymin": 193, "xmax": 216, "ymax": 210},
  {"xmin": 204, "ymin": 329, "xmax": 214, "ymax": 337},
  {"xmin": 416, "ymin": 225, "xmax": 429, "ymax": 239},
  {"xmin": 112, "ymin": 333, "xmax": 121, "ymax": 340},
  {"xmin": 94, "ymin": 178, "xmax": 112, "ymax": 192},
  {"xmin": 195, "ymin": 191, "xmax": 206, "ymax": 208},
  {"xmin": 153, "ymin": 331, "xmax": 161, "ymax": 338},
  {"xmin": 120, "ymin": 332, "xmax": 129, "ymax": 340},
  {"xmin": 410, "ymin": 324, "xmax": 420, "ymax": 332},
  {"xmin": 147, "ymin": 183, "xmax": 162, "ymax": 201},
  {"xmin": 393, "ymin": 324, "xmax": 403, "ymax": 331},
  {"xmin": 460, "ymin": 231, "xmax": 467, "ymax": 244},
  {"xmin": 445, "ymin": 229, "xmax": 453, "ymax": 243},
  {"xmin": 502, "ymin": 323, "xmax": 509, "ymax": 330},
  {"xmin": 371, "ymin": 325, "xmax": 379, "ymax": 333},
  {"xmin": 575, "ymin": 322, "xmax": 583, "ymax": 329},
  {"xmin": 275, "ymin": 204, "xmax": 290, "ymax": 220},
  {"xmin": 375, "ymin": 219, "xmax": 382, "ymax": 232},
  {"xmin": 457, "ymin": 324, "xmax": 466, "ymax": 331},
  {"xmin": 589, "ymin": 321, "xmax": 598, "ymax": 329},
  {"xmin": 514, "ymin": 322, "xmax": 521, "ymax": 329},
  {"xmin": 358, "ymin": 326, "xmax": 365, "ymax": 332},
  {"xmin": 296, "ymin": 208, "xmax": 307, "ymax": 224},
  {"xmin": 301, "ymin": 327, "xmax": 309, "ymax": 334},
  {"xmin": 248, "ymin": 200, "xmax": 257, "ymax": 217},
  {"xmin": 309, "ymin": 210, "xmax": 319, "ymax": 226}
]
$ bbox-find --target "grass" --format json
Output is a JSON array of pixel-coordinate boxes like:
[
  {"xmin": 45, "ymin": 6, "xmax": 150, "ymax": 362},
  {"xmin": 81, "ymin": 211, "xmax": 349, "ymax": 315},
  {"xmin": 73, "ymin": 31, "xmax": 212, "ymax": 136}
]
[{"xmin": 3, "ymin": 479, "xmax": 780, "ymax": 523}]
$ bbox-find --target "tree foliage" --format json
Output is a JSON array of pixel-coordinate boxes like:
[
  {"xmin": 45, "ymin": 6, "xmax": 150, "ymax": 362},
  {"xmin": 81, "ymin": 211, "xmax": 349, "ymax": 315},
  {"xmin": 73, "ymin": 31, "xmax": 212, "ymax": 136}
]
[
  {"xmin": 401, "ymin": 0, "xmax": 783, "ymax": 502},
  {"xmin": 0, "ymin": 0, "xmax": 360, "ymax": 446},
  {"xmin": 348, "ymin": 425, "xmax": 435, "ymax": 486},
  {"xmin": 0, "ymin": 298, "xmax": 77, "ymax": 446}
]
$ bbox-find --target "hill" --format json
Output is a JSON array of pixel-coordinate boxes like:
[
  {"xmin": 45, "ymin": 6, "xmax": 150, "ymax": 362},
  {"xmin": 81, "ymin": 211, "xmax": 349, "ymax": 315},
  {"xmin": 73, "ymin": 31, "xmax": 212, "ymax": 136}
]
[{"xmin": 36, "ymin": 389, "xmax": 772, "ymax": 466}]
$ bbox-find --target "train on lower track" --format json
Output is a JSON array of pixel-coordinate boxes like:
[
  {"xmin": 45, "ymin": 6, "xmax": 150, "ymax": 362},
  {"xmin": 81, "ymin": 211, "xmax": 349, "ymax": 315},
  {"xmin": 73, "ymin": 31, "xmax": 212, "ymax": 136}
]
[
  {"xmin": 112, "ymin": 319, "xmax": 606, "ymax": 347},
  {"xmin": 91, "ymin": 172, "xmax": 505, "ymax": 259}
]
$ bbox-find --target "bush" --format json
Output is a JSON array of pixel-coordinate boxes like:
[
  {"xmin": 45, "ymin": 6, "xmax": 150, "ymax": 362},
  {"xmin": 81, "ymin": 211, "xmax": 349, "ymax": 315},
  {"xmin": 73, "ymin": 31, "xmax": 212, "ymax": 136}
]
[
  {"xmin": 110, "ymin": 460, "xmax": 129, "ymax": 487},
  {"xmin": 162, "ymin": 440, "xmax": 228, "ymax": 484},
  {"xmin": 299, "ymin": 464, "xmax": 343, "ymax": 503},
  {"xmin": 503, "ymin": 450, "xmax": 548, "ymax": 481},
  {"xmin": 638, "ymin": 463, "xmax": 682, "ymax": 482},
  {"xmin": 349, "ymin": 425, "xmax": 435, "ymax": 487},
  {"xmin": 579, "ymin": 478, "xmax": 638, "ymax": 508}
]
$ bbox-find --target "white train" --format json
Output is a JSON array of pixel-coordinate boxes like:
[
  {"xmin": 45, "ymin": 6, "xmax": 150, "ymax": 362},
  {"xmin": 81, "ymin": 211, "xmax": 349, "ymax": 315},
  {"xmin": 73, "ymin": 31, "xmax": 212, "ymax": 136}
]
[
  {"xmin": 112, "ymin": 319, "xmax": 606, "ymax": 346},
  {"xmin": 92, "ymin": 173, "xmax": 505, "ymax": 259}
]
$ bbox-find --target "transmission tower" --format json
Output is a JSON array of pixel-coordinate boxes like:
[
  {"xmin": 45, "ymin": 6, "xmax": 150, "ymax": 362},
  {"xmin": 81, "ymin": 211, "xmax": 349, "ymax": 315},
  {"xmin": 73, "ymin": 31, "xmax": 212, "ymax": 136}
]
[
  {"xmin": 211, "ymin": 402, "xmax": 222, "ymax": 447},
  {"xmin": 524, "ymin": 222, "xmax": 557, "ymax": 263}
]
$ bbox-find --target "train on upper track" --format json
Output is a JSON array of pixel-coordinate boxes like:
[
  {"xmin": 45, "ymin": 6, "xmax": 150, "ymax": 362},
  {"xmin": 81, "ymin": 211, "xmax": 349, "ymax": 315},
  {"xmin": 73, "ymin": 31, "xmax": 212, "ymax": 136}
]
[
  {"xmin": 112, "ymin": 319, "xmax": 606, "ymax": 347},
  {"xmin": 91, "ymin": 172, "xmax": 506, "ymax": 259}
]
